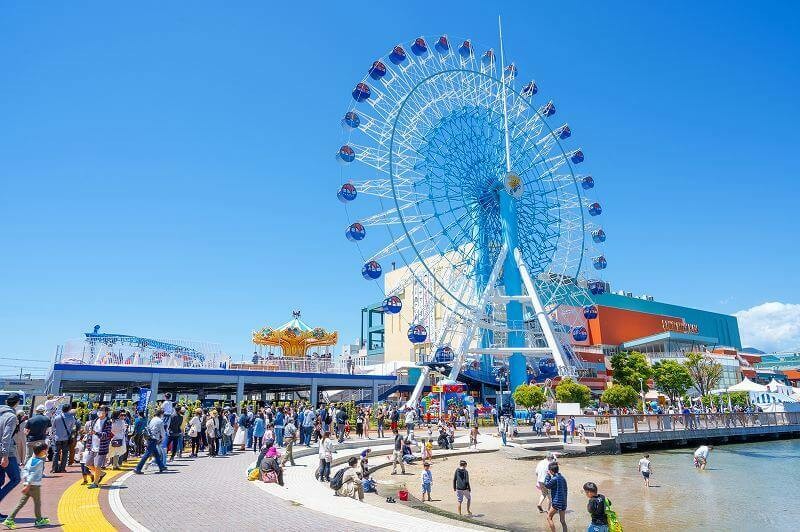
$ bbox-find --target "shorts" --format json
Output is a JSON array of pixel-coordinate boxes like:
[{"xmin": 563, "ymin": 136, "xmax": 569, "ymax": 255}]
[
  {"xmin": 422, "ymin": 483, "xmax": 431, "ymax": 494},
  {"xmin": 642, "ymin": 471, "xmax": 650, "ymax": 479},
  {"xmin": 456, "ymin": 489, "xmax": 471, "ymax": 503},
  {"xmin": 86, "ymin": 450, "xmax": 107, "ymax": 468},
  {"xmin": 80, "ymin": 464, "xmax": 90, "ymax": 475}
]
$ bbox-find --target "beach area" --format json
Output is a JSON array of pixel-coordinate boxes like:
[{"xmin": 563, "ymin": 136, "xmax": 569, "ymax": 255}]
[{"xmin": 367, "ymin": 438, "xmax": 800, "ymax": 531}]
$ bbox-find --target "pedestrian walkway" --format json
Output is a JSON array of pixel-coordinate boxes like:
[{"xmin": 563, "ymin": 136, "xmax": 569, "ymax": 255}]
[
  {"xmin": 57, "ymin": 462, "xmax": 132, "ymax": 532},
  {"xmin": 116, "ymin": 451, "xmax": 378, "ymax": 531}
]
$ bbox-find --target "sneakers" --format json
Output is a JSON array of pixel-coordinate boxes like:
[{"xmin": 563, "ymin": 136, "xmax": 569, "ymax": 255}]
[
  {"xmin": 87, "ymin": 483, "xmax": 99, "ymax": 489},
  {"xmin": 34, "ymin": 518, "xmax": 50, "ymax": 528},
  {"xmin": 2, "ymin": 518, "xmax": 15, "ymax": 529}
]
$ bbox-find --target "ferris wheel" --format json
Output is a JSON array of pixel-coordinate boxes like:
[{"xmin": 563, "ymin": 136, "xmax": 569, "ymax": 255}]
[{"xmin": 336, "ymin": 31, "xmax": 607, "ymax": 404}]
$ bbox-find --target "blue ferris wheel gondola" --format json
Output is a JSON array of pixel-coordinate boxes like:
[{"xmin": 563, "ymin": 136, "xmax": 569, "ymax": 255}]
[
  {"xmin": 342, "ymin": 111, "xmax": 360, "ymax": 130},
  {"xmin": 458, "ymin": 40, "xmax": 473, "ymax": 59},
  {"xmin": 556, "ymin": 124, "xmax": 571, "ymax": 140},
  {"xmin": 592, "ymin": 228, "xmax": 606, "ymax": 243},
  {"xmin": 362, "ymin": 260, "xmax": 382, "ymax": 280},
  {"xmin": 346, "ymin": 222, "xmax": 366, "ymax": 242},
  {"xmin": 583, "ymin": 305, "xmax": 599, "ymax": 320},
  {"xmin": 588, "ymin": 279, "xmax": 606, "ymax": 295},
  {"xmin": 336, "ymin": 145, "xmax": 355, "ymax": 164},
  {"xmin": 382, "ymin": 295, "xmax": 402, "ymax": 314},
  {"xmin": 571, "ymin": 150, "xmax": 585, "ymax": 164},
  {"xmin": 407, "ymin": 324, "xmax": 428, "ymax": 343},
  {"xmin": 389, "ymin": 45, "xmax": 407, "ymax": 64},
  {"xmin": 581, "ymin": 176, "xmax": 595, "ymax": 190},
  {"xmin": 572, "ymin": 326, "xmax": 589, "ymax": 342},
  {"xmin": 337, "ymin": 183, "xmax": 357, "ymax": 203},
  {"xmin": 481, "ymin": 49, "xmax": 494, "ymax": 66},
  {"xmin": 352, "ymin": 82, "xmax": 371, "ymax": 102},
  {"xmin": 542, "ymin": 101, "xmax": 556, "ymax": 117},
  {"xmin": 411, "ymin": 37, "xmax": 428, "ymax": 56},
  {"xmin": 435, "ymin": 35, "xmax": 450, "ymax": 54},
  {"xmin": 504, "ymin": 63, "xmax": 517, "ymax": 80},
  {"xmin": 434, "ymin": 345, "xmax": 454, "ymax": 362},
  {"xmin": 593, "ymin": 255, "xmax": 607, "ymax": 270},
  {"xmin": 369, "ymin": 61, "xmax": 387, "ymax": 80},
  {"xmin": 521, "ymin": 81, "xmax": 538, "ymax": 98},
  {"xmin": 588, "ymin": 202, "xmax": 602, "ymax": 216}
]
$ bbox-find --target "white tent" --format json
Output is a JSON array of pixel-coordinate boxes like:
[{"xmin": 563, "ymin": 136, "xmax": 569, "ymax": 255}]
[
  {"xmin": 727, "ymin": 377, "xmax": 768, "ymax": 393},
  {"xmin": 766, "ymin": 379, "xmax": 794, "ymax": 396}
]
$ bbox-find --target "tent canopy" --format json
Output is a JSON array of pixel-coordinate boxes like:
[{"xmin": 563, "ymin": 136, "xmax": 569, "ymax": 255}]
[{"xmin": 727, "ymin": 377, "xmax": 768, "ymax": 393}]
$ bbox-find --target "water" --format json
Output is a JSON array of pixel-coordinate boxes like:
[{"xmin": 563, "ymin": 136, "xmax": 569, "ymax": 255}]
[{"xmin": 576, "ymin": 439, "xmax": 800, "ymax": 531}]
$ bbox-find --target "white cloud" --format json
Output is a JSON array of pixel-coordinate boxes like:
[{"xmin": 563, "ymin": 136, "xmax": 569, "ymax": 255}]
[{"xmin": 734, "ymin": 302, "xmax": 800, "ymax": 353}]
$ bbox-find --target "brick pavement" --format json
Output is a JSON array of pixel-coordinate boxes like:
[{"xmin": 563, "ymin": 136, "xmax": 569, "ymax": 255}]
[{"xmin": 118, "ymin": 451, "xmax": 379, "ymax": 531}]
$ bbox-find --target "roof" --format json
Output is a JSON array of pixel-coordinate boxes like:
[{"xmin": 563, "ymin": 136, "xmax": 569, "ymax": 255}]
[
  {"xmin": 621, "ymin": 331, "xmax": 720, "ymax": 349},
  {"xmin": 276, "ymin": 316, "xmax": 314, "ymax": 333},
  {"xmin": 782, "ymin": 370, "xmax": 800, "ymax": 380}
]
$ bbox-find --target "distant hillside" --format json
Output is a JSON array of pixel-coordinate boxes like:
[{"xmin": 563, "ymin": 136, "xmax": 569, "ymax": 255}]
[{"xmin": 741, "ymin": 347, "xmax": 765, "ymax": 354}]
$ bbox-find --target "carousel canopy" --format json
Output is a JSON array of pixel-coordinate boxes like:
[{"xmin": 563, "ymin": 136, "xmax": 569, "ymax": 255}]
[{"xmin": 252, "ymin": 310, "xmax": 338, "ymax": 358}]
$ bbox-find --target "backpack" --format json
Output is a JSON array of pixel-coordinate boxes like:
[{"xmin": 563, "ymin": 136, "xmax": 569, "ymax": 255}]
[
  {"xmin": 605, "ymin": 497, "xmax": 622, "ymax": 532},
  {"xmin": 329, "ymin": 467, "xmax": 346, "ymax": 491}
]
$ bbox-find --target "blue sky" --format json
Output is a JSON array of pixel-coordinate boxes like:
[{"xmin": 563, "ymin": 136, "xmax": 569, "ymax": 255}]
[{"xmin": 1, "ymin": 1, "xmax": 799, "ymax": 376}]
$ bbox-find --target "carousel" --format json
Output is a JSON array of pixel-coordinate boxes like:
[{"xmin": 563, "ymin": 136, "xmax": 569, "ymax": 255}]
[{"xmin": 251, "ymin": 310, "xmax": 338, "ymax": 359}]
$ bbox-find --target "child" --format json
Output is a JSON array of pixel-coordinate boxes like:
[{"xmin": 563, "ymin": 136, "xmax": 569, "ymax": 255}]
[
  {"xmin": 4, "ymin": 441, "xmax": 50, "ymax": 529},
  {"xmin": 344, "ymin": 419, "xmax": 351, "ymax": 439},
  {"xmin": 421, "ymin": 462, "xmax": 433, "ymax": 502},
  {"xmin": 76, "ymin": 435, "xmax": 91, "ymax": 485},
  {"xmin": 453, "ymin": 460, "xmax": 472, "ymax": 516},
  {"xmin": 469, "ymin": 424, "xmax": 479, "ymax": 450},
  {"xmin": 424, "ymin": 439, "xmax": 433, "ymax": 460}
]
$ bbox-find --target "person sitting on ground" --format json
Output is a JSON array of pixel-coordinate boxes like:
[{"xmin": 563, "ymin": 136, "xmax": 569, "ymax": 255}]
[
  {"xmin": 437, "ymin": 427, "xmax": 450, "ymax": 450},
  {"xmin": 335, "ymin": 456, "xmax": 364, "ymax": 501},
  {"xmin": 259, "ymin": 446, "xmax": 284, "ymax": 486},
  {"xmin": 402, "ymin": 438, "xmax": 416, "ymax": 464}
]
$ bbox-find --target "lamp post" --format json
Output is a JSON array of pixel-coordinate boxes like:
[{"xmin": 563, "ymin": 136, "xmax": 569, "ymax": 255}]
[
  {"xmin": 497, "ymin": 366, "xmax": 509, "ymax": 419},
  {"xmin": 639, "ymin": 377, "xmax": 645, "ymax": 412}
]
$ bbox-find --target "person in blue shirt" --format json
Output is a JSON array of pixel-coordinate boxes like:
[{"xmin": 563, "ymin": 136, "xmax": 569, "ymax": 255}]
[
  {"xmin": 420, "ymin": 461, "xmax": 433, "ymax": 502},
  {"xmin": 3, "ymin": 440, "xmax": 50, "ymax": 529},
  {"xmin": 544, "ymin": 462, "xmax": 567, "ymax": 532},
  {"xmin": 252, "ymin": 413, "xmax": 266, "ymax": 452},
  {"xmin": 274, "ymin": 408, "xmax": 285, "ymax": 447}
]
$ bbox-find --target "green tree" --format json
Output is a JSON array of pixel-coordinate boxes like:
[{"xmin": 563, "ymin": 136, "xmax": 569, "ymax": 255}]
[
  {"xmin": 512, "ymin": 384, "xmax": 547, "ymax": 410},
  {"xmin": 555, "ymin": 378, "xmax": 592, "ymax": 407},
  {"xmin": 652, "ymin": 359, "xmax": 694, "ymax": 402},
  {"xmin": 600, "ymin": 384, "xmax": 639, "ymax": 408},
  {"xmin": 610, "ymin": 351, "xmax": 653, "ymax": 392},
  {"xmin": 700, "ymin": 391, "xmax": 748, "ymax": 409},
  {"xmin": 684, "ymin": 352, "xmax": 723, "ymax": 397}
]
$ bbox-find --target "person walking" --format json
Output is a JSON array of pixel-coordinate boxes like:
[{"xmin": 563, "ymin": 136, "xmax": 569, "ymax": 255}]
[
  {"xmin": 583, "ymin": 481, "xmax": 609, "ymax": 532},
  {"xmin": 281, "ymin": 418, "xmax": 297, "ymax": 467},
  {"xmin": 376, "ymin": 408, "xmax": 385, "ymax": 439},
  {"xmin": 51, "ymin": 404, "xmax": 76, "ymax": 473},
  {"xmin": 107, "ymin": 410, "xmax": 128, "ymax": 470},
  {"xmin": 0, "ymin": 393, "xmax": 22, "ymax": 519},
  {"xmin": 133, "ymin": 409, "xmax": 167, "ymax": 474},
  {"xmin": 638, "ymin": 454, "xmax": 652, "ymax": 487},
  {"xmin": 544, "ymin": 462, "xmax": 568, "ymax": 532},
  {"xmin": 252, "ymin": 413, "xmax": 266, "ymax": 452},
  {"xmin": 205, "ymin": 409, "xmax": 220, "ymax": 457},
  {"xmin": 301, "ymin": 406, "xmax": 314, "ymax": 447},
  {"xmin": 335, "ymin": 405, "xmax": 347, "ymax": 443},
  {"xmin": 274, "ymin": 407, "xmax": 285, "ymax": 447},
  {"xmin": 86, "ymin": 406, "xmax": 112, "ymax": 488},
  {"xmin": 132, "ymin": 411, "xmax": 147, "ymax": 456},
  {"xmin": 187, "ymin": 409, "xmax": 202, "ymax": 457},
  {"xmin": 536, "ymin": 452, "xmax": 558, "ymax": 513},
  {"xmin": 2, "ymin": 441, "xmax": 50, "ymax": 529},
  {"xmin": 316, "ymin": 432, "xmax": 333, "ymax": 482},
  {"xmin": 452, "ymin": 460, "xmax": 472, "ymax": 516},
  {"xmin": 390, "ymin": 429, "xmax": 405, "ymax": 475},
  {"xmin": 166, "ymin": 409, "xmax": 183, "ymax": 462},
  {"xmin": 23, "ymin": 406, "xmax": 50, "ymax": 462},
  {"xmin": 404, "ymin": 408, "xmax": 416, "ymax": 438}
]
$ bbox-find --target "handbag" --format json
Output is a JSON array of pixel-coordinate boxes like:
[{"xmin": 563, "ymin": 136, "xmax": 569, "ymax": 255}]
[{"xmin": 261, "ymin": 469, "xmax": 278, "ymax": 483}]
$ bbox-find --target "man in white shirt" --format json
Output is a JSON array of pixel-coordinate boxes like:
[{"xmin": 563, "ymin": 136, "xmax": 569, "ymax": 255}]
[
  {"xmin": 638, "ymin": 454, "xmax": 652, "ymax": 487},
  {"xmin": 404, "ymin": 409, "xmax": 416, "ymax": 438},
  {"xmin": 694, "ymin": 445, "xmax": 712, "ymax": 470},
  {"xmin": 535, "ymin": 452, "xmax": 557, "ymax": 513}
]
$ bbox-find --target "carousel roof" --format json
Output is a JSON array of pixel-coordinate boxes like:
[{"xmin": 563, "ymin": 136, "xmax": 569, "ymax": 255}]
[{"xmin": 252, "ymin": 311, "xmax": 338, "ymax": 357}]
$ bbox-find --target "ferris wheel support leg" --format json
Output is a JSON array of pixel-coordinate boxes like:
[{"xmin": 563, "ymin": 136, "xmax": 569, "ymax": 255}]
[
  {"xmin": 404, "ymin": 365, "xmax": 430, "ymax": 411},
  {"xmin": 513, "ymin": 248, "xmax": 573, "ymax": 376},
  {"xmin": 447, "ymin": 244, "xmax": 508, "ymax": 382}
]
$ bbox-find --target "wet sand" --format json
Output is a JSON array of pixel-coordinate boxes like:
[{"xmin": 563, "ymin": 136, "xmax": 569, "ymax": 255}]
[{"xmin": 368, "ymin": 438, "xmax": 800, "ymax": 531}]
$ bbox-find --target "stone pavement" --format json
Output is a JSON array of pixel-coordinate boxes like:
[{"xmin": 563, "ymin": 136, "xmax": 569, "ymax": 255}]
[{"xmin": 118, "ymin": 450, "xmax": 378, "ymax": 531}]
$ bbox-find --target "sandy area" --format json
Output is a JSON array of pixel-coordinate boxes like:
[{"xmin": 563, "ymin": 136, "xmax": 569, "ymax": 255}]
[{"xmin": 368, "ymin": 449, "xmax": 617, "ymax": 532}]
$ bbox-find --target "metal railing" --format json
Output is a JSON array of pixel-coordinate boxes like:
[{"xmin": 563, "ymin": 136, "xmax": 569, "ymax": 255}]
[
  {"xmin": 555, "ymin": 412, "xmax": 800, "ymax": 437},
  {"xmin": 56, "ymin": 353, "xmax": 370, "ymax": 375}
]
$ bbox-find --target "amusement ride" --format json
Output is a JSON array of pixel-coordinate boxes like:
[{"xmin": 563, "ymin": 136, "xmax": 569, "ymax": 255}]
[{"xmin": 337, "ymin": 24, "xmax": 607, "ymax": 408}]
